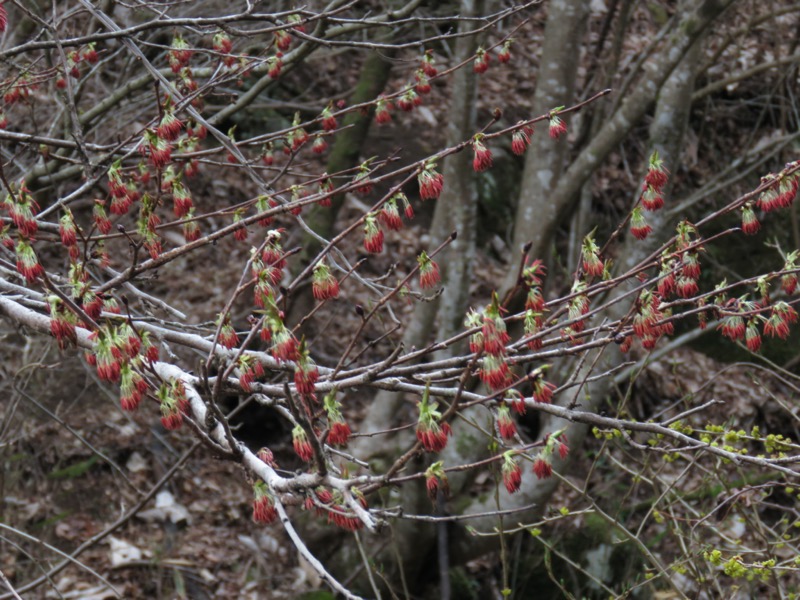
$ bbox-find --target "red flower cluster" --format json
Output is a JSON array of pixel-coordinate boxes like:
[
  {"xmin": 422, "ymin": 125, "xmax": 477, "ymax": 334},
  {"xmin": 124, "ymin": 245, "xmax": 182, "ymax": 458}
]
[
  {"xmin": 294, "ymin": 342, "xmax": 319, "ymax": 396},
  {"xmin": 757, "ymin": 172, "xmax": 798, "ymax": 212},
  {"xmin": 363, "ymin": 213, "xmax": 384, "ymax": 254},
  {"xmin": 630, "ymin": 206, "xmax": 652, "ymax": 240},
  {"xmin": 477, "ymin": 293, "xmax": 513, "ymax": 390},
  {"xmin": 158, "ymin": 379, "xmax": 189, "ymax": 431},
  {"xmin": 581, "ymin": 234, "xmax": 604, "ymax": 278},
  {"xmin": 496, "ymin": 404, "xmax": 517, "ymax": 440},
  {"xmin": 424, "ymin": 461, "xmax": 449, "ymax": 502},
  {"xmin": 379, "ymin": 198, "xmax": 404, "ymax": 231},
  {"xmin": 312, "ymin": 260, "xmax": 340, "ymax": 300},
  {"xmin": 416, "ymin": 384, "xmax": 452, "ymax": 452},
  {"xmin": 252, "ymin": 482, "xmax": 278, "ymax": 525},
  {"xmin": 472, "ymin": 136, "xmax": 493, "ymax": 172},
  {"xmin": 418, "ymin": 163, "xmax": 444, "ymax": 200},
  {"xmin": 511, "ymin": 124, "xmax": 533, "ymax": 156},
  {"xmin": 327, "ymin": 491, "xmax": 368, "ymax": 531},
  {"xmin": 741, "ymin": 204, "xmax": 760, "ymax": 235},
  {"xmin": 292, "ymin": 425, "xmax": 314, "ymax": 461},
  {"xmin": 498, "ymin": 40, "xmax": 513, "ymax": 64},
  {"xmin": 417, "ymin": 251, "xmax": 440, "ymax": 289},
  {"xmin": 548, "ymin": 114, "xmax": 567, "ymax": 140},
  {"xmin": 502, "ymin": 453, "xmax": 522, "ymax": 494},
  {"xmin": 638, "ymin": 151, "xmax": 668, "ymax": 217},
  {"xmin": 237, "ymin": 354, "xmax": 264, "ymax": 392},
  {"xmin": 374, "ymin": 95, "xmax": 393, "ymax": 124},
  {"xmin": 473, "ymin": 47, "xmax": 490, "ymax": 74}
]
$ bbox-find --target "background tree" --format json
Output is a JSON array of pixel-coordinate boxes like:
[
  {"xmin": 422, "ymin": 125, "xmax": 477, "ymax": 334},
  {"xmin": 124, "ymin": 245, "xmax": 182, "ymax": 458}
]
[{"xmin": 2, "ymin": 1, "xmax": 800, "ymax": 599}]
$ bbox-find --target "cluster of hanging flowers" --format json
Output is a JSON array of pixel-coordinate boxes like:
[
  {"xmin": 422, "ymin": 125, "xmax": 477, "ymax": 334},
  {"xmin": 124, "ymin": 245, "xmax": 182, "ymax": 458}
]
[
  {"xmin": 631, "ymin": 151, "xmax": 670, "ymax": 240},
  {"xmin": 424, "ymin": 461, "xmax": 450, "ymax": 502},
  {"xmin": 548, "ymin": 107, "xmax": 568, "ymax": 140},
  {"xmin": 522, "ymin": 259, "xmax": 548, "ymax": 350},
  {"xmin": 562, "ymin": 280, "xmax": 591, "ymax": 342},
  {"xmin": 627, "ymin": 289, "xmax": 673, "ymax": 351},
  {"xmin": 312, "ymin": 258, "xmax": 339, "ymax": 301},
  {"xmin": 84, "ymin": 322, "xmax": 159, "ymax": 413},
  {"xmin": 324, "ymin": 391, "xmax": 352, "ymax": 447},
  {"xmin": 476, "ymin": 293, "xmax": 512, "ymax": 390},
  {"xmin": 252, "ymin": 481, "xmax": 278, "ymax": 525},
  {"xmin": 417, "ymin": 250, "xmax": 440, "ymax": 289},
  {"xmin": 532, "ymin": 430, "xmax": 569, "ymax": 481},
  {"xmin": 156, "ymin": 378, "xmax": 190, "ymax": 430},
  {"xmin": 416, "ymin": 383, "xmax": 452, "ymax": 452}
]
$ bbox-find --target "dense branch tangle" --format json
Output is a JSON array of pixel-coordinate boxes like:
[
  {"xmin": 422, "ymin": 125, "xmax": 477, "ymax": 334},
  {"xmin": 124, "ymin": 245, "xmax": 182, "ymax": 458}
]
[{"xmin": 3, "ymin": 1, "xmax": 800, "ymax": 597}]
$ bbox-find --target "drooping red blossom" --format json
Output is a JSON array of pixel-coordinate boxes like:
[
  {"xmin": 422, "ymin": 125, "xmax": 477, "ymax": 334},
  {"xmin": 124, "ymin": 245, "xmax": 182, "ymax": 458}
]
[
  {"xmin": 424, "ymin": 462, "xmax": 449, "ymax": 502},
  {"xmin": 256, "ymin": 447, "xmax": 278, "ymax": 467},
  {"xmin": 182, "ymin": 212, "xmax": 201, "ymax": 242},
  {"xmin": 271, "ymin": 326, "xmax": 298, "ymax": 362},
  {"xmin": 479, "ymin": 354, "xmax": 511, "ymax": 390},
  {"xmin": 641, "ymin": 184, "xmax": 664, "ymax": 211},
  {"xmin": 15, "ymin": 238, "xmax": 44, "ymax": 283},
  {"xmin": 292, "ymin": 425, "xmax": 314, "ymax": 461},
  {"xmin": 397, "ymin": 87, "xmax": 421, "ymax": 112},
  {"xmin": 312, "ymin": 260, "xmax": 339, "ymax": 300},
  {"xmin": 718, "ymin": 314, "xmax": 746, "ymax": 341},
  {"xmin": 267, "ymin": 53, "xmax": 283, "ymax": 79},
  {"xmin": 156, "ymin": 107, "xmax": 182, "ymax": 141},
  {"xmin": 472, "ymin": 136, "xmax": 493, "ymax": 172},
  {"xmin": 363, "ymin": 213, "xmax": 384, "ymax": 254},
  {"xmin": 548, "ymin": 114, "xmax": 567, "ymax": 140},
  {"xmin": 581, "ymin": 235, "xmax": 604, "ymax": 278},
  {"xmin": 414, "ymin": 70, "xmax": 432, "ymax": 94},
  {"xmin": 312, "ymin": 135, "xmax": 328, "ymax": 154},
  {"xmin": 533, "ymin": 457, "xmax": 553, "ymax": 480},
  {"xmin": 481, "ymin": 299, "xmax": 510, "ymax": 356},
  {"xmin": 46, "ymin": 295, "xmax": 77, "ymax": 350},
  {"xmin": 630, "ymin": 206, "xmax": 652, "ymax": 240},
  {"xmin": 676, "ymin": 276, "xmax": 699, "ymax": 298},
  {"xmin": 213, "ymin": 31, "xmax": 233, "ymax": 56},
  {"xmin": 496, "ymin": 404, "xmax": 516, "ymax": 440},
  {"xmin": 237, "ymin": 354, "xmax": 264, "ymax": 392},
  {"xmin": 681, "ymin": 252, "xmax": 701, "ymax": 279},
  {"xmin": 418, "ymin": 251, "xmax": 440, "ymax": 289},
  {"xmin": 323, "ymin": 391, "xmax": 351, "ymax": 447},
  {"xmin": 416, "ymin": 385, "xmax": 452, "ymax": 452},
  {"xmin": 421, "ymin": 49, "xmax": 438, "ymax": 77},
  {"xmin": 644, "ymin": 151, "xmax": 669, "ymax": 191},
  {"xmin": 745, "ymin": 320, "xmax": 762, "ymax": 353},
  {"xmin": 252, "ymin": 482, "xmax": 278, "ymax": 524},
  {"xmin": 374, "ymin": 95, "xmax": 393, "ymax": 124},
  {"xmin": 157, "ymin": 381, "xmax": 184, "ymax": 430},
  {"xmin": 119, "ymin": 362, "xmax": 148, "ymax": 411},
  {"xmin": 473, "ymin": 47, "xmax": 490, "ymax": 74},
  {"xmin": 511, "ymin": 124, "xmax": 533, "ymax": 155},
  {"xmin": 379, "ymin": 198, "xmax": 404, "ymax": 231},
  {"xmin": 524, "ymin": 310, "xmax": 544, "ymax": 351},
  {"xmin": 532, "ymin": 375, "xmax": 556, "ymax": 404},
  {"xmin": 168, "ymin": 34, "xmax": 193, "ymax": 72},
  {"xmin": 781, "ymin": 251, "xmax": 798, "ymax": 295},
  {"xmin": 328, "ymin": 420, "xmax": 351, "ymax": 447},
  {"xmin": 294, "ymin": 342, "xmax": 319, "ymax": 396},
  {"xmin": 274, "ymin": 28, "xmax": 292, "ymax": 51},
  {"xmin": 418, "ymin": 163, "xmax": 444, "ymax": 200},
  {"xmin": 498, "ymin": 40, "xmax": 512, "ymax": 64},
  {"xmin": 502, "ymin": 453, "xmax": 522, "ymax": 494},
  {"xmin": 741, "ymin": 204, "xmax": 760, "ymax": 235},
  {"xmin": 217, "ymin": 314, "xmax": 239, "ymax": 349}
]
